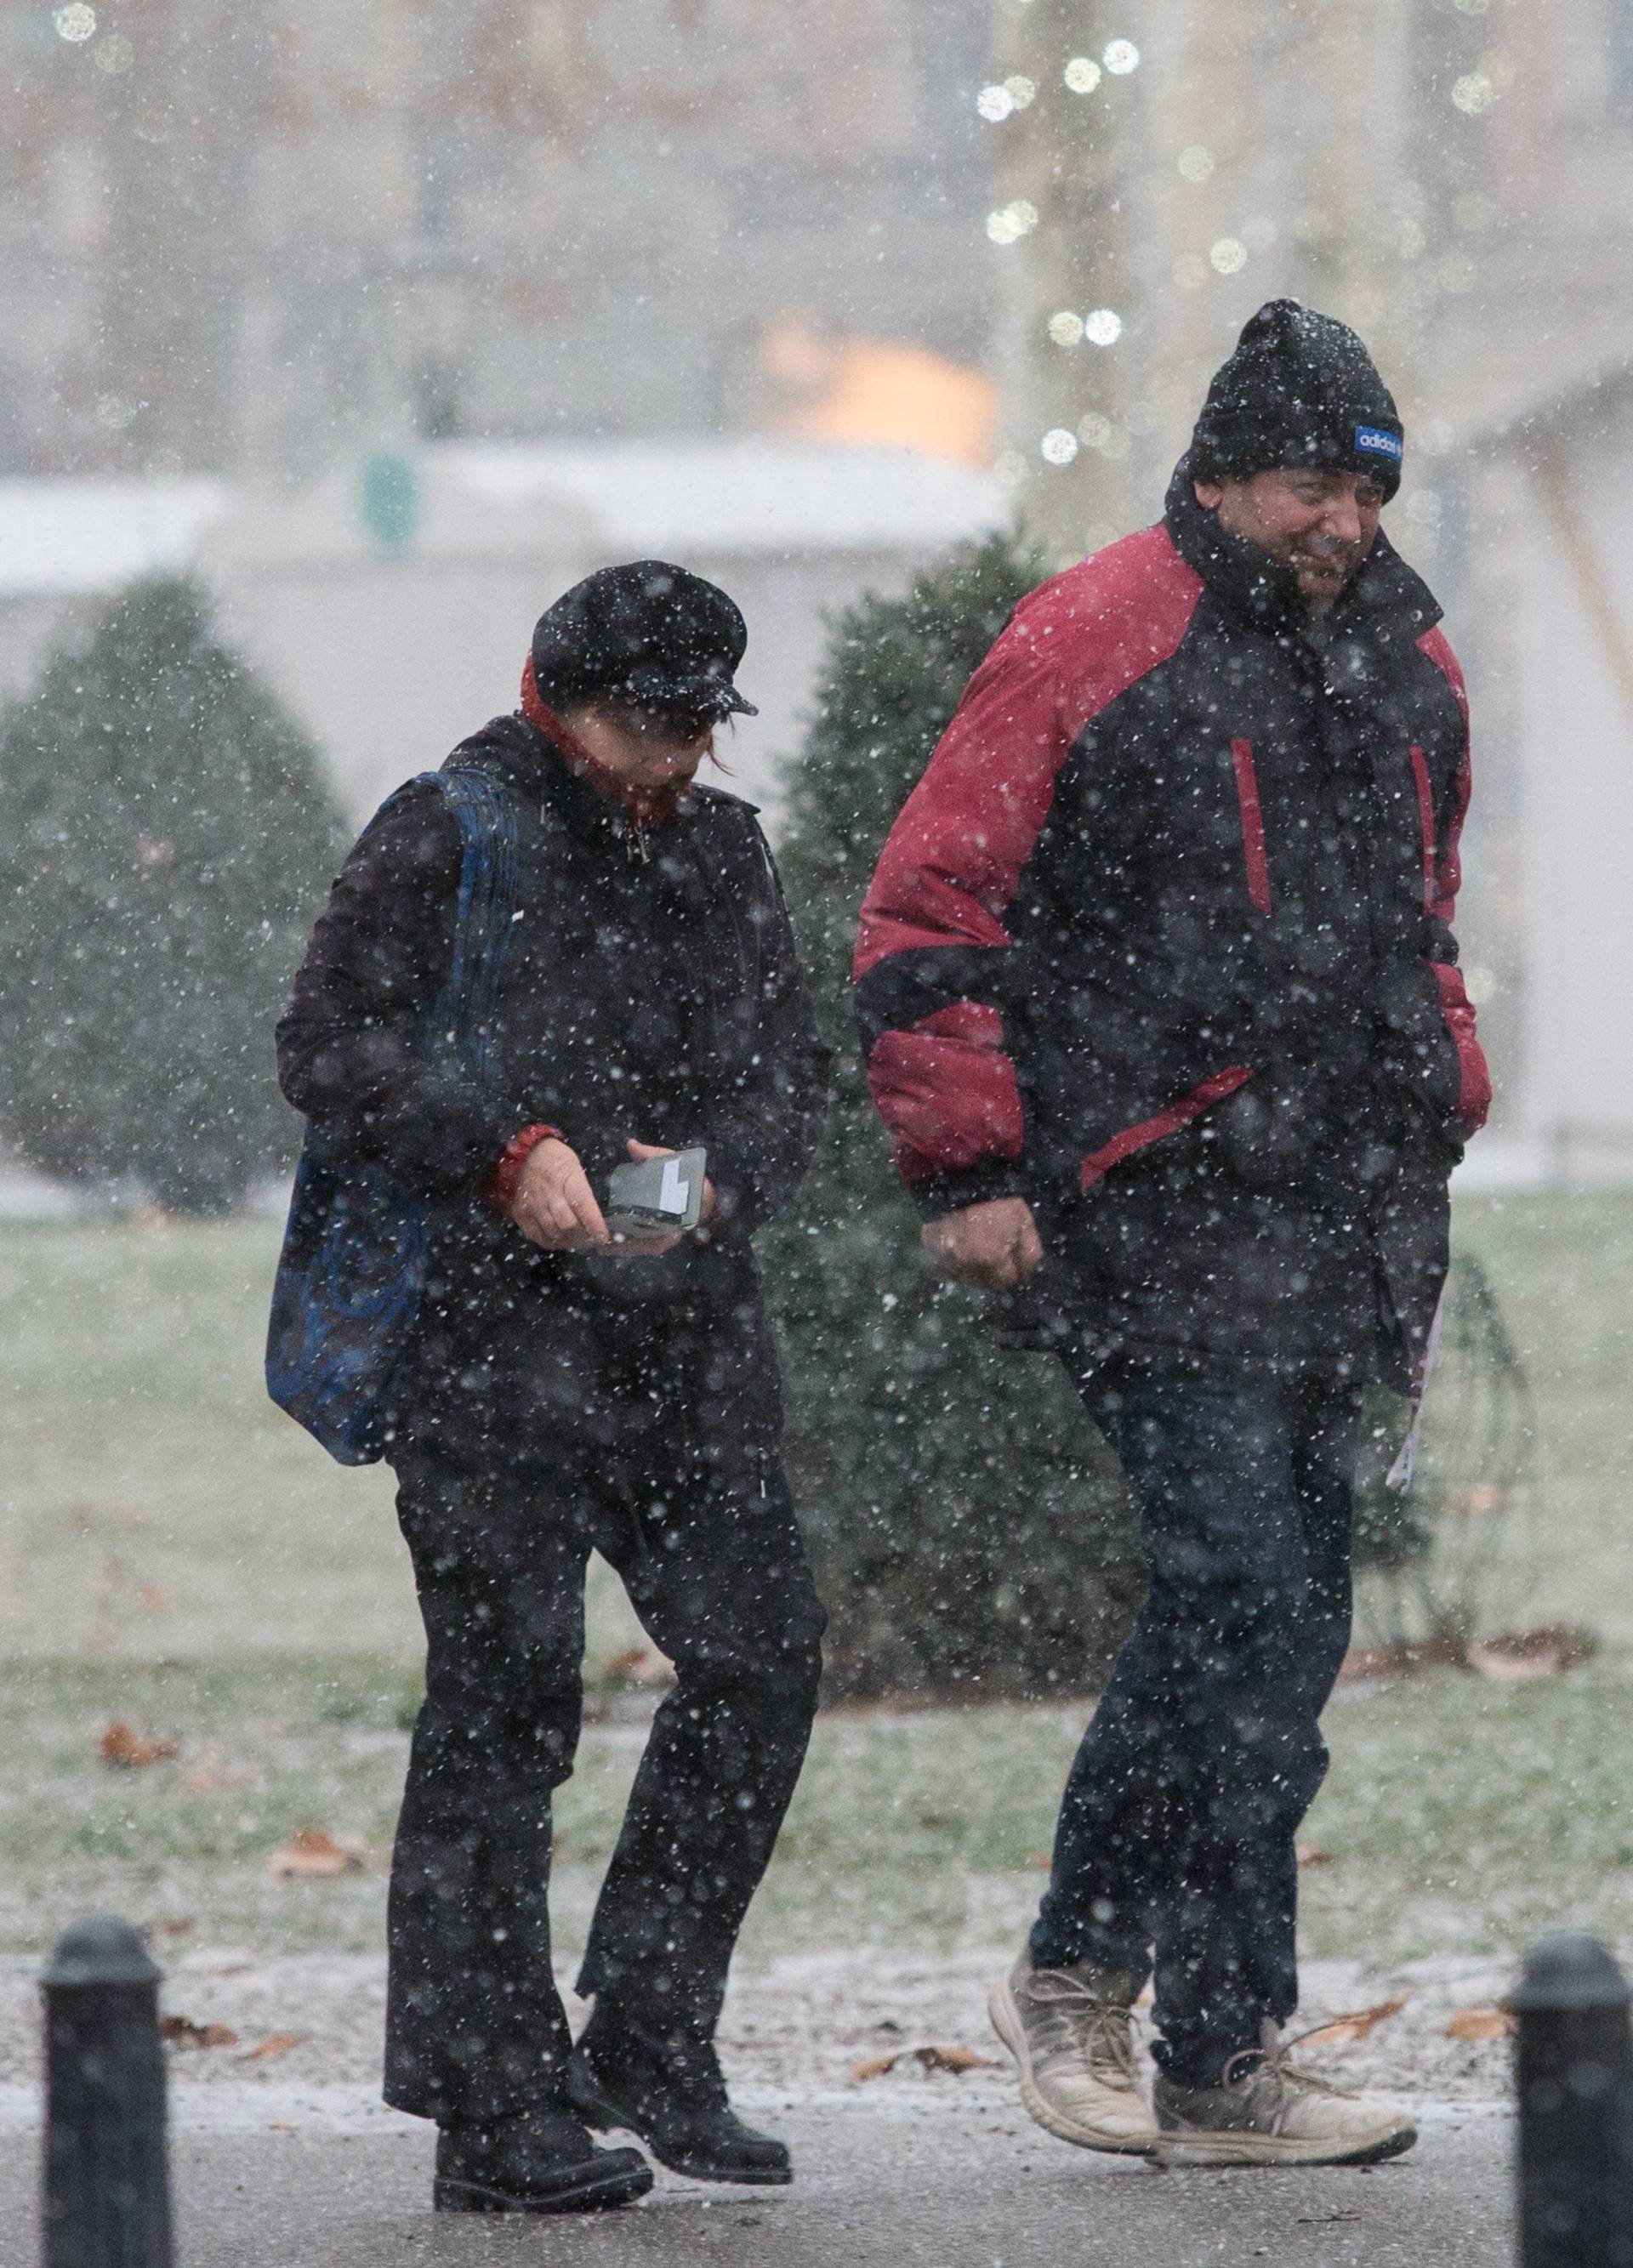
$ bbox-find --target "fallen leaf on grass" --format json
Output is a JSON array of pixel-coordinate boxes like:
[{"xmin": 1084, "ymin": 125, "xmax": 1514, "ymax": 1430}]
[
  {"xmin": 238, "ymin": 2032, "xmax": 304, "ymax": 2064},
  {"xmin": 265, "ymin": 1827, "xmax": 365, "ymax": 1879},
  {"xmin": 1338, "ymin": 1634, "xmax": 1465, "ymax": 1683},
  {"xmin": 1296, "ymin": 1845, "xmax": 1333, "ymax": 1867},
  {"xmin": 100, "ymin": 1721, "xmax": 180, "ymax": 1768},
  {"xmin": 605, "ymin": 1645, "xmax": 674, "ymax": 1688},
  {"xmin": 851, "ymin": 2043, "xmax": 999, "ymax": 2082},
  {"xmin": 1296, "ymin": 1997, "xmax": 1410, "ymax": 2049},
  {"xmin": 1467, "ymin": 1627, "xmax": 1592, "ymax": 1681},
  {"xmin": 1446, "ymin": 2005, "xmax": 1513, "ymax": 2042},
  {"xmin": 160, "ymin": 2015, "xmax": 238, "ymax": 2050}
]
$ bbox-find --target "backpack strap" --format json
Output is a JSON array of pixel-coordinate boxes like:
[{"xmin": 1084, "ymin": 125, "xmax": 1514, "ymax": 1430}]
[{"xmin": 430, "ymin": 767, "xmax": 522, "ymax": 1082}]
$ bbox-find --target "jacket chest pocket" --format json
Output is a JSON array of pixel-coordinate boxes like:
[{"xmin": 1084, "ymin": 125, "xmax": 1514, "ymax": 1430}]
[{"xmin": 1229, "ymin": 739, "xmax": 1272, "ymax": 913}]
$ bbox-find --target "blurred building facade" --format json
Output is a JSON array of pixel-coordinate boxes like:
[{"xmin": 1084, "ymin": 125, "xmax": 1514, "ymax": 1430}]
[
  {"xmin": 3, "ymin": 0, "xmax": 1631, "ymax": 1174},
  {"xmin": 0, "ymin": 0, "xmax": 995, "ymax": 478}
]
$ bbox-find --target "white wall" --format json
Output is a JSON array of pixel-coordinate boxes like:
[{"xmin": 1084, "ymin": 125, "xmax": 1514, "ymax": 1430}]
[
  {"xmin": 1514, "ymin": 401, "xmax": 1633, "ymax": 1168},
  {"xmin": 209, "ymin": 544, "xmax": 913, "ymax": 837}
]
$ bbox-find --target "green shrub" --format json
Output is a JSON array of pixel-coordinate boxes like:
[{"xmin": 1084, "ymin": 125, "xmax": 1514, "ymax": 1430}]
[
  {"xmin": 0, "ymin": 576, "xmax": 347, "ymax": 1213},
  {"xmin": 763, "ymin": 530, "xmax": 1142, "ymax": 1697}
]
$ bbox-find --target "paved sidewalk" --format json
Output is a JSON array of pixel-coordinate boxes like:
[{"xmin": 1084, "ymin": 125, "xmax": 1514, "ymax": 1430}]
[{"xmin": 3, "ymin": 2089, "xmax": 1511, "ymax": 2267}]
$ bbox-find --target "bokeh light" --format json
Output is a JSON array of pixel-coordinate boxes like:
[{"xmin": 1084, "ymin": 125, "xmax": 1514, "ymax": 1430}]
[
  {"xmin": 1063, "ymin": 56, "xmax": 1102, "ymax": 94},
  {"xmin": 54, "ymin": 4, "xmax": 96, "ymax": 41},
  {"xmin": 1041, "ymin": 428, "xmax": 1079, "ymax": 465},
  {"xmin": 1177, "ymin": 146, "xmax": 1215, "ymax": 184},
  {"xmin": 1084, "ymin": 308, "xmax": 1123, "ymax": 345},
  {"xmin": 986, "ymin": 201, "xmax": 1038, "ymax": 246},
  {"xmin": 1209, "ymin": 236, "xmax": 1249, "ymax": 275},
  {"xmin": 976, "ymin": 85, "xmax": 1015, "ymax": 122},
  {"xmin": 1047, "ymin": 311, "xmax": 1085, "ymax": 346},
  {"xmin": 1103, "ymin": 39, "xmax": 1141, "ymax": 75},
  {"xmin": 1452, "ymin": 73, "xmax": 1497, "ymax": 114}
]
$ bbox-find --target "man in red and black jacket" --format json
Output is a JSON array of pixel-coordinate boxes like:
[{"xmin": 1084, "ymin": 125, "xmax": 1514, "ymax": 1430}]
[
  {"xmin": 279, "ymin": 564, "xmax": 828, "ymax": 2213},
  {"xmin": 856, "ymin": 304, "xmax": 1488, "ymax": 2168}
]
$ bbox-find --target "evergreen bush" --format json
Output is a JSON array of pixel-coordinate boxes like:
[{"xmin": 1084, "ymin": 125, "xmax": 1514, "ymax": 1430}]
[
  {"xmin": 0, "ymin": 576, "xmax": 348, "ymax": 1213},
  {"xmin": 763, "ymin": 530, "xmax": 1143, "ymax": 1698}
]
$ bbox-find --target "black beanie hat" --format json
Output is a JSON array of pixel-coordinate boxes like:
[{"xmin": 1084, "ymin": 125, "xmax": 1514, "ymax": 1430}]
[
  {"xmin": 1189, "ymin": 299, "xmax": 1404, "ymax": 501},
  {"xmin": 531, "ymin": 560, "xmax": 757, "ymax": 719}
]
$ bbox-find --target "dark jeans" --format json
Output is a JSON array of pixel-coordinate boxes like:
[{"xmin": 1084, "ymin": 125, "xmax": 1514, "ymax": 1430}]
[
  {"xmin": 383, "ymin": 1402, "xmax": 824, "ymax": 2126},
  {"xmin": 1030, "ymin": 1361, "xmax": 1361, "ymax": 2087}
]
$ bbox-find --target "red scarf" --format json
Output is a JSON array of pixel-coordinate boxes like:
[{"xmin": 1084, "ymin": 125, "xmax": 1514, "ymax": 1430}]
[{"xmin": 519, "ymin": 657, "xmax": 687, "ymax": 831}]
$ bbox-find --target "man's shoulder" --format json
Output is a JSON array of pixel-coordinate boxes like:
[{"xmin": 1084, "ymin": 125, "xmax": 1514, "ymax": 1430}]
[
  {"xmin": 999, "ymin": 525, "xmax": 1205, "ymax": 731},
  {"xmin": 1415, "ymin": 623, "xmax": 1468, "ymax": 715}
]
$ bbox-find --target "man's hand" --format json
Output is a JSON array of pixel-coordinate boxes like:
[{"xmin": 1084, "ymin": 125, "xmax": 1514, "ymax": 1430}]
[
  {"xmin": 920, "ymin": 1196, "xmax": 1043, "ymax": 1292},
  {"xmin": 510, "ymin": 1137, "xmax": 612, "ymax": 1252}
]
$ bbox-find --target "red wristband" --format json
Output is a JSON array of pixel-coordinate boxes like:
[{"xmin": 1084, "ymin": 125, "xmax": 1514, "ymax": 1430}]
[{"xmin": 484, "ymin": 1123, "xmax": 565, "ymax": 1215}]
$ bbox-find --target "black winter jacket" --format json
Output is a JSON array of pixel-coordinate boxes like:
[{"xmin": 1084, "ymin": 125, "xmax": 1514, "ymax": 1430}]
[
  {"xmin": 855, "ymin": 464, "xmax": 1489, "ymax": 1387},
  {"xmin": 278, "ymin": 711, "xmax": 830, "ymax": 1434}
]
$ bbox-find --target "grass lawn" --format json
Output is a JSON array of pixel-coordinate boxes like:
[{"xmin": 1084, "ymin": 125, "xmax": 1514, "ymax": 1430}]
[
  {"xmin": 1, "ymin": 1190, "xmax": 1630, "ymax": 1969},
  {"xmin": 2, "ymin": 1191, "xmax": 1630, "ymax": 1660},
  {"xmin": 3, "ymin": 1650, "xmax": 1627, "ymax": 1971}
]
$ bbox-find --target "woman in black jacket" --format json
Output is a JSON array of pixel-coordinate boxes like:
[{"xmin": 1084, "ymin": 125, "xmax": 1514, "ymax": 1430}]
[{"xmin": 277, "ymin": 561, "xmax": 830, "ymax": 2215}]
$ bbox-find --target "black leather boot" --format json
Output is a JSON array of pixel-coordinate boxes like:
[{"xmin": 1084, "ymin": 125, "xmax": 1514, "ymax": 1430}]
[
  {"xmin": 433, "ymin": 2108, "xmax": 652, "ymax": 2214},
  {"xmin": 568, "ymin": 2012, "xmax": 793, "ymax": 2185}
]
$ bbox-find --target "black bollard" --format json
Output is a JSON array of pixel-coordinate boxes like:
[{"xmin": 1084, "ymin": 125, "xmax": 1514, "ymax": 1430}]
[
  {"xmin": 42, "ymin": 1915, "xmax": 173, "ymax": 2268},
  {"xmin": 1514, "ymin": 1930, "xmax": 1633, "ymax": 2268}
]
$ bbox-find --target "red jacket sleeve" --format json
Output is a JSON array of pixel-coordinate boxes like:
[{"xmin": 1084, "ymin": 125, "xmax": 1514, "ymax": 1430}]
[
  {"xmin": 1418, "ymin": 631, "xmax": 1492, "ymax": 1139},
  {"xmin": 853, "ymin": 618, "xmax": 1074, "ymax": 1212}
]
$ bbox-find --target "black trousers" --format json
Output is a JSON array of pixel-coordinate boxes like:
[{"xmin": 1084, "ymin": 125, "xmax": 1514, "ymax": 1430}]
[
  {"xmin": 381, "ymin": 1321, "xmax": 824, "ymax": 2126},
  {"xmin": 1031, "ymin": 1361, "xmax": 1361, "ymax": 2086}
]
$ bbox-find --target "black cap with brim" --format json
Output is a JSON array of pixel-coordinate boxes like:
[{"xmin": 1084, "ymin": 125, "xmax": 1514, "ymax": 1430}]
[
  {"xmin": 532, "ymin": 560, "xmax": 758, "ymax": 719},
  {"xmin": 613, "ymin": 662, "xmax": 758, "ymax": 719}
]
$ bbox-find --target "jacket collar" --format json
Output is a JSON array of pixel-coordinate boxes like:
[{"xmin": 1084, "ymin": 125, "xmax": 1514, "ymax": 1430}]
[
  {"xmin": 442, "ymin": 708, "xmax": 694, "ymax": 860},
  {"xmin": 1164, "ymin": 452, "xmax": 1441, "ymax": 649}
]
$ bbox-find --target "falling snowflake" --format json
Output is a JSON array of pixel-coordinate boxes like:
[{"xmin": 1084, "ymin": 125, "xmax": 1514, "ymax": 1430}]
[
  {"xmin": 54, "ymin": 3, "xmax": 96, "ymax": 40},
  {"xmin": 1452, "ymin": 72, "xmax": 1497, "ymax": 114},
  {"xmin": 1209, "ymin": 237, "xmax": 1249, "ymax": 275},
  {"xmin": 1177, "ymin": 145, "xmax": 1215, "ymax": 184},
  {"xmin": 1062, "ymin": 56, "xmax": 1102, "ymax": 94},
  {"xmin": 1047, "ymin": 311, "xmax": 1085, "ymax": 346},
  {"xmin": 1102, "ymin": 38, "xmax": 1141, "ymax": 75},
  {"xmin": 1084, "ymin": 308, "xmax": 1123, "ymax": 345},
  {"xmin": 976, "ymin": 85, "xmax": 1015, "ymax": 122},
  {"xmin": 1004, "ymin": 75, "xmax": 1037, "ymax": 110},
  {"xmin": 1040, "ymin": 429, "xmax": 1079, "ymax": 465}
]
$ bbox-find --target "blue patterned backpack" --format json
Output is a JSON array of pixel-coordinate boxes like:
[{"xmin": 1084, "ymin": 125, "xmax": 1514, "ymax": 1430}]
[{"xmin": 265, "ymin": 766, "xmax": 521, "ymax": 1464}]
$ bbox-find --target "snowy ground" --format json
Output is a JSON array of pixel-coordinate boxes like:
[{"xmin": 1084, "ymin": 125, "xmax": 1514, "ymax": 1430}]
[{"xmin": 0, "ymin": 1941, "xmax": 1522, "ymax": 2139}]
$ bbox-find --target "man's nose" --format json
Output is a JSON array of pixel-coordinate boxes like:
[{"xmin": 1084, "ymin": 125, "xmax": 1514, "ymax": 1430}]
[{"xmin": 1323, "ymin": 496, "xmax": 1364, "ymax": 546}]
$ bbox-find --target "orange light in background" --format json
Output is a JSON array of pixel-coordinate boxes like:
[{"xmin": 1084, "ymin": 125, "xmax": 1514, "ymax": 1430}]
[{"xmin": 759, "ymin": 319, "xmax": 998, "ymax": 468}]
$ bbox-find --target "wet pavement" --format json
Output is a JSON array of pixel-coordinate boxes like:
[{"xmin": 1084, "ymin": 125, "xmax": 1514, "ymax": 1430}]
[{"xmin": 4, "ymin": 2093, "xmax": 1511, "ymax": 2266}]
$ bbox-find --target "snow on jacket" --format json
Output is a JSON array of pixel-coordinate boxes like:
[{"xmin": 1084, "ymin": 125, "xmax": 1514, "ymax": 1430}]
[
  {"xmin": 854, "ymin": 462, "xmax": 1489, "ymax": 1385},
  {"xmin": 278, "ymin": 708, "xmax": 830, "ymax": 1430}
]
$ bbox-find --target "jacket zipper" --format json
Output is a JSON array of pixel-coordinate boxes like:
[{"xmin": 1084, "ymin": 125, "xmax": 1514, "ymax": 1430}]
[
  {"xmin": 1230, "ymin": 738, "xmax": 1272, "ymax": 913},
  {"xmin": 1408, "ymin": 745, "xmax": 1435, "ymax": 912}
]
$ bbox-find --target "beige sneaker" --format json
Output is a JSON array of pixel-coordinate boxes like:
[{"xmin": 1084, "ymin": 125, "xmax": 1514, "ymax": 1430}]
[
  {"xmin": 988, "ymin": 1953, "xmax": 1158, "ymax": 2154},
  {"xmin": 1153, "ymin": 2021, "xmax": 1418, "ymax": 2168}
]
